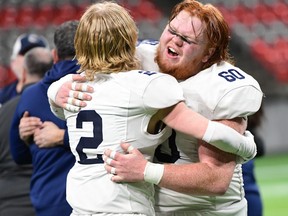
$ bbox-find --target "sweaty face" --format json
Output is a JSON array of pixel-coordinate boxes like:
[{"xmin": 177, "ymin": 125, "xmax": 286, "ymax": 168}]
[{"xmin": 156, "ymin": 10, "xmax": 207, "ymax": 80}]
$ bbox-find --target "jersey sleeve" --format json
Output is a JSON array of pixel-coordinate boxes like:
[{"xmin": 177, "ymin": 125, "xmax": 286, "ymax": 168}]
[
  {"xmin": 143, "ymin": 74, "xmax": 184, "ymax": 109},
  {"xmin": 136, "ymin": 41, "xmax": 160, "ymax": 72},
  {"xmin": 181, "ymin": 62, "xmax": 264, "ymax": 120},
  {"xmin": 215, "ymin": 85, "xmax": 263, "ymax": 119},
  {"xmin": 213, "ymin": 62, "xmax": 264, "ymax": 118}
]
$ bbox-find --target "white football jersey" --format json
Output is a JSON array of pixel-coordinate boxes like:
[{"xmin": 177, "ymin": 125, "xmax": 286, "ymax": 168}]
[
  {"xmin": 136, "ymin": 40, "xmax": 161, "ymax": 72},
  {"xmin": 136, "ymin": 41, "xmax": 263, "ymax": 215},
  {"xmin": 63, "ymin": 70, "xmax": 184, "ymax": 215}
]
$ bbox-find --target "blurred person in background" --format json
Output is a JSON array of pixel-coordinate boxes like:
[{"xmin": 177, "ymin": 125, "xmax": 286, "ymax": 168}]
[
  {"xmin": 0, "ymin": 66, "xmax": 16, "ymax": 89},
  {"xmin": 9, "ymin": 20, "xmax": 79, "ymax": 216},
  {"xmin": 0, "ymin": 47, "xmax": 53, "ymax": 216},
  {"xmin": 0, "ymin": 33, "xmax": 50, "ymax": 107},
  {"xmin": 243, "ymin": 105, "xmax": 265, "ymax": 216}
]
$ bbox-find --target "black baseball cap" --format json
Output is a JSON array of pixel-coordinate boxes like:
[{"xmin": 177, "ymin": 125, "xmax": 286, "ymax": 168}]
[{"xmin": 11, "ymin": 33, "xmax": 50, "ymax": 60}]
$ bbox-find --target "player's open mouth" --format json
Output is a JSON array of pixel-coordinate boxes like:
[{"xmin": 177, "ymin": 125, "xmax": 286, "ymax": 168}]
[{"xmin": 168, "ymin": 47, "xmax": 178, "ymax": 56}]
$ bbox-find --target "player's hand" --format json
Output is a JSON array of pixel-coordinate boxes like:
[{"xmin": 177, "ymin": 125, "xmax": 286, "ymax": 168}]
[
  {"xmin": 33, "ymin": 121, "xmax": 65, "ymax": 148},
  {"xmin": 216, "ymin": 117, "xmax": 253, "ymax": 163},
  {"xmin": 19, "ymin": 111, "xmax": 42, "ymax": 144},
  {"xmin": 55, "ymin": 74, "xmax": 94, "ymax": 112},
  {"xmin": 103, "ymin": 142, "xmax": 147, "ymax": 183},
  {"xmin": 237, "ymin": 130, "xmax": 257, "ymax": 164}
]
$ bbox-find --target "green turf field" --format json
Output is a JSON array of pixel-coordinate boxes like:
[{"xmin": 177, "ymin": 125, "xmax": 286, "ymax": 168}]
[{"xmin": 254, "ymin": 153, "xmax": 288, "ymax": 216}]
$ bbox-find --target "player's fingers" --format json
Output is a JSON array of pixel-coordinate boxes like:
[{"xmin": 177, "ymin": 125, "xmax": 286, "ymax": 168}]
[
  {"xmin": 120, "ymin": 142, "xmax": 138, "ymax": 154},
  {"xmin": 68, "ymin": 90, "xmax": 92, "ymax": 101},
  {"xmin": 103, "ymin": 154, "xmax": 117, "ymax": 167},
  {"xmin": 110, "ymin": 167, "xmax": 117, "ymax": 175},
  {"xmin": 104, "ymin": 149, "xmax": 122, "ymax": 162},
  {"xmin": 72, "ymin": 74, "xmax": 87, "ymax": 82},
  {"xmin": 104, "ymin": 148, "xmax": 111, "ymax": 156},
  {"xmin": 67, "ymin": 97, "xmax": 86, "ymax": 108},
  {"xmin": 109, "ymin": 150, "xmax": 117, "ymax": 159},
  {"xmin": 104, "ymin": 164, "xmax": 113, "ymax": 174},
  {"xmin": 110, "ymin": 175, "xmax": 125, "ymax": 183},
  {"xmin": 65, "ymin": 103, "xmax": 81, "ymax": 112},
  {"xmin": 106, "ymin": 158, "xmax": 113, "ymax": 166},
  {"xmin": 104, "ymin": 165, "xmax": 120, "ymax": 180},
  {"xmin": 71, "ymin": 82, "xmax": 94, "ymax": 93}
]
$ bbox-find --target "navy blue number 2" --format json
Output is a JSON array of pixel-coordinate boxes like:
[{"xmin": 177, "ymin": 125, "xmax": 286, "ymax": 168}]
[
  {"xmin": 218, "ymin": 69, "xmax": 245, "ymax": 82},
  {"xmin": 76, "ymin": 110, "xmax": 103, "ymax": 164}
]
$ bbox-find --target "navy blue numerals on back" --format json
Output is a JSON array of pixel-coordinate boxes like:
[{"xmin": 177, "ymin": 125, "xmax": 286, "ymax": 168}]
[
  {"xmin": 218, "ymin": 69, "xmax": 245, "ymax": 82},
  {"xmin": 76, "ymin": 110, "xmax": 103, "ymax": 164},
  {"xmin": 137, "ymin": 39, "xmax": 159, "ymax": 46},
  {"xmin": 138, "ymin": 70, "xmax": 157, "ymax": 76}
]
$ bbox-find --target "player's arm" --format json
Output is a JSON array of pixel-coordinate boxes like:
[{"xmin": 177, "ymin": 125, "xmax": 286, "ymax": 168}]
[
  {"xmin": 103, "ymin": 141, "xmax": 235, "ymax": 195},
  {"xmin": 104, "ymin": 116, "xmax": 239, "ymax": 195},
  {"xmin": 160, "ymin": 102, "xmax": 256, "ymax": 161},
  {"xmin": 160, "ymin": 142, "xmax": 236, "ymax": 195},
  {"xmin": 158, "ymin": 117, "xmax": 243, "ymax": 194},
  {"xmin": 103, "ymin": 103, "xmax": 253, "ymax": 187}
]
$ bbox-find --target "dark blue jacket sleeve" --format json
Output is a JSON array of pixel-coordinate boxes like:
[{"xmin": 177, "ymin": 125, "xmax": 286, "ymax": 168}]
[{"xmin": 9, "ymin": 103, "xmax": 32, "ymax": 164}]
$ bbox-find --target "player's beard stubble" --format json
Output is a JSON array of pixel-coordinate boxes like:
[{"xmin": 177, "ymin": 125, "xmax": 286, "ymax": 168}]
[{"xmin": 155, "ymin": 45, "xmax": 203, "ymax": 81}]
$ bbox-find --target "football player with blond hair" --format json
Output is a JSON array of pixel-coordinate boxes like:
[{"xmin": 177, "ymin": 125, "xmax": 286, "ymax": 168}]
[{"xmin": 48, "ymin": 1, "xmax": 261, "ymax": 216}]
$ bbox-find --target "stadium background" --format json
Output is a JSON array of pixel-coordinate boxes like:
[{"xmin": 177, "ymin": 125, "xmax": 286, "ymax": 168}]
[{"xmin": 0, "ymin": 0, "xmax": 287, "ymax": 215}]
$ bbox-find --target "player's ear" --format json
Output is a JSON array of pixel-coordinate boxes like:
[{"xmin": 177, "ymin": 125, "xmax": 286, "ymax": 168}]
[
  {"xmin": 202, "ymin": 47, "xmax": 215, "ymax": 63},
  {"xmin": 51, "ymin": 49, "xmax": 59, "ymax": 64}
]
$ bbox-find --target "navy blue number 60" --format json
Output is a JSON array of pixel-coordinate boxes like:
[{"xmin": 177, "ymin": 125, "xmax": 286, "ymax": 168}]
[{"xmin": 218, "ymin": 69, "xmax": 245, "ymax": 82}]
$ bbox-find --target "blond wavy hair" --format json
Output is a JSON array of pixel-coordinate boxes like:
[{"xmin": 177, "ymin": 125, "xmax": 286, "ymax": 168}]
[{"xmin": 75, "ymin": 1, "xmax": 140, "ymax": 80}]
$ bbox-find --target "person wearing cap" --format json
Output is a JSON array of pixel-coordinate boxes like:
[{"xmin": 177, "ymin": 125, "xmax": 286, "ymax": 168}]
[
  {"xmin": 0, "ymin": 47, "xmax": 53, "ymax": 216},
  {"xmin": 0, "ymin": 33, "xmax": 50, "ymax": 107}
]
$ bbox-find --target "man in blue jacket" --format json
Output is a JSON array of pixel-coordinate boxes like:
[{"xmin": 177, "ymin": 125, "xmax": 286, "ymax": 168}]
[{"xmin": 9, "ymin": 20, "xmax": 79, "ymax": 216}]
